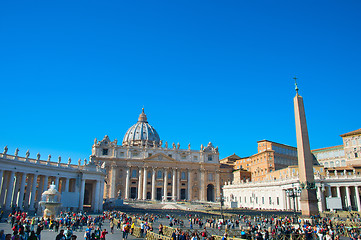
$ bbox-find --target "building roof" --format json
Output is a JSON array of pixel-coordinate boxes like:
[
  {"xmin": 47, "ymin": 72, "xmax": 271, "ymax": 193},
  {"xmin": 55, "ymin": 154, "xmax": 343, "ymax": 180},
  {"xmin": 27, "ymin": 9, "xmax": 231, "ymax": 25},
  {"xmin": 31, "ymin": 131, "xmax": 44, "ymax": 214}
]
[
  {"xmin": 257, "ymin": 139, "xmax": 296, "ymax": 149},
  {"xmin": 311, "ymin": 145, "xmax": 344, "ymax": 153},
  {"xmin": 122, "ymin": 108, "xmax": 161, "ymax": 147},
  {"xmin": 340, "ymin": 128, "xmax": 361, "ymax": 137}
]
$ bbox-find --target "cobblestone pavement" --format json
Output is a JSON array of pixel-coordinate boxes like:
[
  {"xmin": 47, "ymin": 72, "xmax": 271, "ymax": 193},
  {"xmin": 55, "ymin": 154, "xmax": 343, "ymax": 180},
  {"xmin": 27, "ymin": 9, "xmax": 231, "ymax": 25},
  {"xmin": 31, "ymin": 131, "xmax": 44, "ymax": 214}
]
[{"xmin": 0, "ymin": 220, "xmax": 144, "ymax": 240}]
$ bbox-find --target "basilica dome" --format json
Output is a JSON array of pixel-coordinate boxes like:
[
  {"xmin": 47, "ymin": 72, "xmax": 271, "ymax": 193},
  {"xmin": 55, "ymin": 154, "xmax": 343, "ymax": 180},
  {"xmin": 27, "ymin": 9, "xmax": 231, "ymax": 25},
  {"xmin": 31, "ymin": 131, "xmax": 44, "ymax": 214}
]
[{"xmin": 122, "ymin": 109, "xmax": 161, "ymax": 147}]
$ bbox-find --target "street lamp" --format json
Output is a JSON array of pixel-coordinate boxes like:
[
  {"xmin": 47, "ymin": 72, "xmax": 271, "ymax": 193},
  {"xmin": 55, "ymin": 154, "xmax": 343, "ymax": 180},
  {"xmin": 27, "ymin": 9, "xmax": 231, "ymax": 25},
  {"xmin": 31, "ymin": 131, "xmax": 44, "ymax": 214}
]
[
  {"xmin": 286, "ymin": 188, "xmax": 302, "ymax": 224},
  {"xmin": 217, "ymin": 192, "xmax": 225, "ymax": 221}
]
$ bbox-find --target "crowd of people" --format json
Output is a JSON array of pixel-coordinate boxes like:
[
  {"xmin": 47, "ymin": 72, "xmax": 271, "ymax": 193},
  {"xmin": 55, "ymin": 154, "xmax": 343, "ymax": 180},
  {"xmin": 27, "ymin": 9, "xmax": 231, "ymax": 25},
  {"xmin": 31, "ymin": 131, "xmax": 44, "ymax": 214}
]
[{"xmin": 1, "ymin": 209, "xmax": 361, "ymax": 240}]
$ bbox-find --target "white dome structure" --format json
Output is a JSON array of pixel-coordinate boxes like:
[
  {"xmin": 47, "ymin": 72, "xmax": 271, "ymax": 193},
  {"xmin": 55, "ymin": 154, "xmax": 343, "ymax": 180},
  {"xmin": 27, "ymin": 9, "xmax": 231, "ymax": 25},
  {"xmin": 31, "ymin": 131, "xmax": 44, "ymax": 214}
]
[{"xmin": 122, "ymin": 108, "xmax": 160, "ymax": 147}]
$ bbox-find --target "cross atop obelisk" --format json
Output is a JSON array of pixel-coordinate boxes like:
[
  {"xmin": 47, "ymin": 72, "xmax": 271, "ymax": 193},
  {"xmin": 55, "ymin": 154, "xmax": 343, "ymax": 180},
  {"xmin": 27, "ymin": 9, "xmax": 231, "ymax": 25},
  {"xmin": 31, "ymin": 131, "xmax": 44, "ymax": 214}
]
[{"xmin": 293, "ymin": 77, "xmax": 319, "ymax": 216}]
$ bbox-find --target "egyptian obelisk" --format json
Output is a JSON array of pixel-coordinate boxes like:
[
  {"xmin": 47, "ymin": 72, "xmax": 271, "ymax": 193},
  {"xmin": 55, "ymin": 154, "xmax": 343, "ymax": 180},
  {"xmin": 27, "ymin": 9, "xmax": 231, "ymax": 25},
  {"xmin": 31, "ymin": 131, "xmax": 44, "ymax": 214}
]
[{"xmin": 293, "ymin": 78, "xmax": 319, "ymax": 216}]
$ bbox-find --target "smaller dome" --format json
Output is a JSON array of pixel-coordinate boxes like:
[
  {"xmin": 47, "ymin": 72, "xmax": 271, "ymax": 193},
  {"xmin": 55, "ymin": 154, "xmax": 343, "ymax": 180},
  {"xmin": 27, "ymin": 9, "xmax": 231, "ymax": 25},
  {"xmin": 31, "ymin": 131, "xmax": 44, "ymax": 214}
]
[{"xmin": 122, "ymin": 109, "xmax": 160, "ymax": 147}]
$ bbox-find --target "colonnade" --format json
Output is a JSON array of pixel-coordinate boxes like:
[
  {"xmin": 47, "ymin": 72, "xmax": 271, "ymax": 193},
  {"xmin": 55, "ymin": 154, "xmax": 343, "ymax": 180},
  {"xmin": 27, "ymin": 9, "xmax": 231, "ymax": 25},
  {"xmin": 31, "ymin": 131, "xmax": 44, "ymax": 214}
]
[
  {"xmin": 0, "ymin": 169, "xmax": 104, "ymax": 211},
  {"xmin": 110, "ymin": 166, "xmax": 220, "ymax": 202},
  {"xmin": 318, "ymin": 185, "xmax": 361, "ymax": 211}
]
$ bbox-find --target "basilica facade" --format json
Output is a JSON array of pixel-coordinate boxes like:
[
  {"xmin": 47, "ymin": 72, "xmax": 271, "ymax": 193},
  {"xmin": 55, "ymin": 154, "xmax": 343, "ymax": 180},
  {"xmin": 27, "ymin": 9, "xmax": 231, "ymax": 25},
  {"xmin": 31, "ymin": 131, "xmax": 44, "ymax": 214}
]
[{"xmin": 90, "ymin": 109, "xmax": 232, "ymax": 202}]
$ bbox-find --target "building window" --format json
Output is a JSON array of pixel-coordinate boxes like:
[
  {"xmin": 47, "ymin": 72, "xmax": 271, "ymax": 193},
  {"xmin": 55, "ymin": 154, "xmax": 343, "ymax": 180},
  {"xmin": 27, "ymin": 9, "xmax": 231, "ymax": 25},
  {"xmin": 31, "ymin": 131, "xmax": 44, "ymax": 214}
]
[
  {"xmin": 208, "ymin": 155, "xmax": 212, "ymax": 161},
  {"xmin": 262, "ymin": 197, "xmax": 264, "ymax": 204},
  {"xmin": 120, "ymin": 152, "xmax": 124, "ymax": 157},
  {"xmin": 277, "ymin": 197, "xmax": 279, "ymax": 205},
  {"xmin": 181, "ymin": 172, "xmax": 186, "ymax": 180},
  {"xmin": 131, "ymin": 170, "xmax": 137, "ymax": 178},
  {"xmin": 102, "ymin": 149, "xmax": 108, "ymax": 155},
  {"xmin": 133, "ymin": 152, "xmax": 139, "ymax": 157},
  {"xmin": 244, "ymin": 197, "xmax": 246, "ymax": 203},
  {"xmin": 355, "ymin": 153, "xmax": 359, "ymax": 158},
  {"xmin": 181, "ymin": 156, "xmax": 186, "ymax": 160},
  {"xmin": 168, "ymin": 154, "xmax": 172, "ymax": 158},
  {"xmin": 208, "ymin": 173, "xmax": 213, "ymax": 181},
  {"xmin": 147, "ymin": 172, "xmax": 151, "ymax": 178},
  {"xmin": 157, "ymin": 170, "xmax": 162, "ymax": 179},
  {"xmin": 269, "ymin": 197, "xmax": 272, "ymax": 205},
  {"xmin": 194, "ymin": 156, "xmax": 198, "ymax": 160},
  {"xmin": 239, "ymin": 196, "xmax": 241, "ymax": 203}
]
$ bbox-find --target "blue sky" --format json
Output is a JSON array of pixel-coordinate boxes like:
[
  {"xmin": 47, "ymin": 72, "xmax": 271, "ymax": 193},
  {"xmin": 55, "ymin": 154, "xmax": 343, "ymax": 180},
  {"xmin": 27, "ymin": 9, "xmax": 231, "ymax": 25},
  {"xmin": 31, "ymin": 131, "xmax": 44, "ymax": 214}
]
[{"xmin": 0, "ymin": 1, "xmax": 360, "ymax": 161}]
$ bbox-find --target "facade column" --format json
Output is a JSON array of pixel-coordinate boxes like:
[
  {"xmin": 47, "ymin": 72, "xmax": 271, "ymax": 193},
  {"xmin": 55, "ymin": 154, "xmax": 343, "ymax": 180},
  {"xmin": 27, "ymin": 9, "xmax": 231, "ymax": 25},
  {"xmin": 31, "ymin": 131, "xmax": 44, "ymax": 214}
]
[
  {"xmin": 24, "ymin": 175, "xmax": 31, "ymax": 209},
  {"xmin": 200, "ymin": 169, "xmax": 205, "ymax": 201},
  {"xmin": 18, "ymin": 173, "xmax": 27, "ymax": 210},
  {"xmin": 215, "ymin": 171, "xmax": 220, "ymax": 200},
  {"xmin": 110, "ymin": 167, "xmax": 117, "ymax": 198},
  {"xmin": 124, "ymin": 168, "xmax": 130, "ymax": 199},
  {"xmin": 336, "ymin": 186, "xmax": 341, "ymax": 198},
  {"xmin": 143, "ymin": 167, "xmax": 148, "ymax": 200},
  {"xmin": 355, "ymin": 186, "xmax": 361, "ymax": 212},
  {"xmin": 29, "ymin": 174, "xmax": 38, "ymax": 211},
  {"xmin": 151, "ymin": 168, "xmax": 156, "ymax": 201},
  {"xmin": 187, "ymin": 170, "xmax": 192, "ymax": 201},
  {"xmin": 172, "ymin": 169, "xmax": 176, "ymax": 201},
  {"xmin": 5, "ymin": 171, "xmax": 15, "ymax": 209},
  {"xmin": 94, "ymin": 180, "xmax": 100, "ymax": 212},
  {"xmin": 177, "ymin": 170, "xmax": 181, "ymax": 200},
  {"xmin": 163, "ymin": 168, "xmax": 168, "ymax": 201},
  {"xmin": 36, "ymin": 176, "xmax": 44, "ymax": 202},
  {"xmin": 79, "ymin": 178, "xmax": 86, "ymax": 210},
  {"xmin": 137, "ymin": 168, "xmax": 143, "ymax": 200},
  {"xmin": 345, "ymin": 186, "xmax": 352, "ymax": 211}
]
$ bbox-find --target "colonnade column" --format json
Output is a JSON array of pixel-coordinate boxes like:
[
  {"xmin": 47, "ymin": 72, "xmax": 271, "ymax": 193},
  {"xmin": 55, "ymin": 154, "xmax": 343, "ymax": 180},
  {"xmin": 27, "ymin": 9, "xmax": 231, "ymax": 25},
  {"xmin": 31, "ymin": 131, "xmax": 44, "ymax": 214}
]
[
  {"xmin": 12, "ymin": 173, "xmax": 21, "ymax": 206},
  {"xmin": 55, "ymin": 177, "xmax": 59, "ymax": 189},
  {"xmin": 143, "ymin": 167, "xmax": 148, "ymax": 200},
  {"xmin": 64, "ymin": 178, "xmax": 69, "ymax": 192},
  {"xmin": 345, "ymin": 186, "xmax": 352, "ymax": 211},
  {"xmin": 36, "ymin": 176, "xmax": 44, "ymax": 203},
  {"xmin": 79, "ymin": 178, "xmax": 86, "ymax": 210},
  {"xmin": 124, "ymin": 168, "xmax": 130, "ymax": 199},
  {"xmin": 355, "ymin": 186, "xmax": 361, "ymax": 212},
  {"xmin": 172, "ymin": 169, "xmax": 176, "ymax": 201},
  {"xmin": 94, "ymin": 180, "xmax": 100, "ymax": 212},
  {"xmin": 98, "ymin": 181, "xmax": 105, "ymax": 211},
  {"xmin": 5, "ymin": 171, "xmax": 15, "ymax": 209},
  {"xmin": 29, "ymin": 174, "xmax": 38, "ymax": 211},
  {"xmin": 151, "ymin": 168, "xmax": 156, "ymax": 201},
  {"xmin": 43, "ymin": 175, "xmax": 49, "ymax": 192},
  {"xmin": 163, "ymin": 168, "xmax": 168, "ymax": 201},
  {"xmin": 137, "ymin": 168, "xmax": 143, "ymax": 200},
  {"xmin": 327, "ymin": 186, "xmax": 332, "ymax": 198},
  {"xmin": 317, "ymin": 186, "xmax": 325, "ymax": 212},
  {"xmin": 187, "ymin": 170, "xmax": 192, "ymax": 201},
  {"xmin": 18, "ymin": 173, "xmax": 27, "ymax": 210},
  {"xmin": 0, "ymin": 170, "xmax": 4, "ymax": 206}
]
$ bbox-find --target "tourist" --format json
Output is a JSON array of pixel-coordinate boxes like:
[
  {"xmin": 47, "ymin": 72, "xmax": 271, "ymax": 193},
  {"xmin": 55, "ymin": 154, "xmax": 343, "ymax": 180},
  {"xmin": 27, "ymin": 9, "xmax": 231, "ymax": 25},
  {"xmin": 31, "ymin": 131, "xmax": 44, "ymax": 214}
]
[
  {"xmin": 100, "ymin": 229, "xmax": 108, "ymax": 240},
  {"xmin": 28, "ymin": 231, "xmax": 36, "ymax": 240},
  {"xmin": 56, "ymin": 229, "xmax": 65, "ymax": 240},
  {"xmin": 35, "ymin": 223, "xmax": 43, "ymax": 240},
  {"xmin": 158, "ymin": 223, "xmax": 163, "ymax": 235},
  {"xmin": 64, "ymin": 227, "xmax": 72, "ymax": 240}
]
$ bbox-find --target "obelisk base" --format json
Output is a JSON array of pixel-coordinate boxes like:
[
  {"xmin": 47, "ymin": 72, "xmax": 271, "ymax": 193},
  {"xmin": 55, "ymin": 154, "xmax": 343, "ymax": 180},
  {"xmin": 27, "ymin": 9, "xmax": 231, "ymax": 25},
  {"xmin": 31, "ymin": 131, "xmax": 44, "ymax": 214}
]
[{"xmin": 300, "ymin": 189, "xmax": 319, "ymax": 216}]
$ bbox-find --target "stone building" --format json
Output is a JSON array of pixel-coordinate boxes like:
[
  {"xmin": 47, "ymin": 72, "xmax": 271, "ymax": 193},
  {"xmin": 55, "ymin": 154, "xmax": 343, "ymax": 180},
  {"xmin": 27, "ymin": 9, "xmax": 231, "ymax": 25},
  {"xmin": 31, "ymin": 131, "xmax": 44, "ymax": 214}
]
[
  {"xmin": 0, "ymin": 148, "xmax": 106, "ymax": 213},
  {"xmin": 90, "ymin": 109, "xmax": 232, "ymax": 202}
]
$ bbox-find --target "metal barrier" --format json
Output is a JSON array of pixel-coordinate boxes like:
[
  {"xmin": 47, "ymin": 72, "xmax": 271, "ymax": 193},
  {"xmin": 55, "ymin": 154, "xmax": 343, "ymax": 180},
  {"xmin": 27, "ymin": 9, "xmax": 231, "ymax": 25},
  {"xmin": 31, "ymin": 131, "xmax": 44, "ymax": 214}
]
[{"xmin": 145, "ymin": 232, "xmax": 172, "ymax": 240}]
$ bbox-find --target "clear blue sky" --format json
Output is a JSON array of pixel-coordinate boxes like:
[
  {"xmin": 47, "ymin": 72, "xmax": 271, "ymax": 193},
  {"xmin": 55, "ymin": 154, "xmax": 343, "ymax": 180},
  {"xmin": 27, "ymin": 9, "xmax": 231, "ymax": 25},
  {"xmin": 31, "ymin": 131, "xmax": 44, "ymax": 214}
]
[{"xmin": 1, "ymin": 1, "xmax": 360, "ymax": 161}]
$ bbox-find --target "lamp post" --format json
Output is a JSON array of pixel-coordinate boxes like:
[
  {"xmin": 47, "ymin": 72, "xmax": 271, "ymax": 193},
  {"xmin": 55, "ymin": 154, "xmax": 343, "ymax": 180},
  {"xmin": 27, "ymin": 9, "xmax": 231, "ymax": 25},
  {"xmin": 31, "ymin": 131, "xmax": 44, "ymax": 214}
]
[
  {"xmin": 217, "ymin": 192, "xmax": 225, "ymax": 221},
  {"xmin": 286, "ymin": 188, "xmax": 302, "ymax": 224}
]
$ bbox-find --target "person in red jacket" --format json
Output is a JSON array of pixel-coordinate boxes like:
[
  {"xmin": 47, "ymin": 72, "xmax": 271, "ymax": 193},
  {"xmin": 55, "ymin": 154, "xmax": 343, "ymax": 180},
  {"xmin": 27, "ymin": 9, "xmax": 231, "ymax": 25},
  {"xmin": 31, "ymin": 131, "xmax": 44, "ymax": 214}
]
[{"xmin": 100, "ymin": 229, "xmax": 108, "ymax": 240}]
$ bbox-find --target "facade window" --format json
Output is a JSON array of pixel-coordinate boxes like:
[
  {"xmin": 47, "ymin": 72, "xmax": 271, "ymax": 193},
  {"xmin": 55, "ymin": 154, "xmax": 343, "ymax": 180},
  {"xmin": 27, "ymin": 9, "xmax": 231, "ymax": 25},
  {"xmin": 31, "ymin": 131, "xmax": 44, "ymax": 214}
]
[
  {"xmin": 262, "ymin": 197, "xmax": 264, "ymax": 204},
  {"xmin": 208, "ymin": 155, "xmax": 212, "ymax": 161},
  {"xmin": 239, "ymin": 196, "xmax": 241, "ymax": 203},
  {"xmin": 168, "ymin": 154, "xmax": 172, "ymax": 158},
  {"xmin": 256, "ymin": 197, "xmax": 258, "ymax": 204},
  {"xmin": 208, "ymin": 173, "xmax": 213, "ymax": 181},
  {"xmin": 355, "ymin": 153, "xmax": 359, "ymax": 158},
  {"xmin": 194, "ymin": 156, "xmax": 198, "ymax": 160},
  {"xmin": 133, "ymin": 152, "xmax": 139, "ymax": 157},
  {"xmin": 147, "ymin": 172, "xmax": 151, "ymax": 178},
  {"xmin": 102, "ymin": 149, "xmax": 108, "ymax": 155},
  {"xmin": 181, "ymin": 172, "xmax": 186, "ymax": 180},
  {"xmin": 181, "ymin": 156, "xmax": 186, "ymax": 160},
  {"xmin": 120, "ymin": 152, "xmax": 124, "ymax": 157},
  {"xmin": 157, "ymin": 170, "xmax": 162, "ymax": 179},
  {"xmin": 131, "ymin": 169, "xmax": 137, "ymax": 178},
  {"xmin": 277, "ymin": 197, "xmax": 279, "ymax": 205},
  {"xmin": 269, "ymin": 197, "xmax": 272, "ymax": 205},
  {"xmin": 235, "ymin": 197, "xmax": 237, "ymax": 202},
  {"xmin": 244, "ymin": 197, "xmax": 246, "ymax": 203},
  {"xmin": 168, "ymin": 172, "xmax": 171, "ymax": 178}
]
